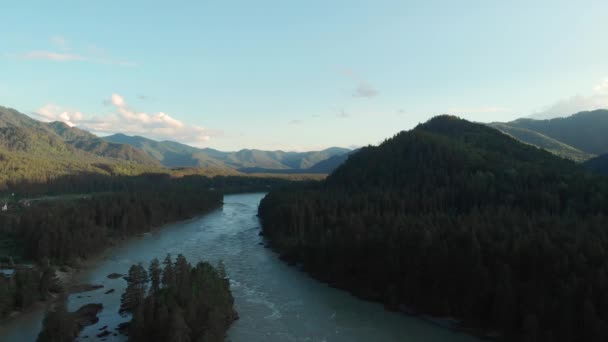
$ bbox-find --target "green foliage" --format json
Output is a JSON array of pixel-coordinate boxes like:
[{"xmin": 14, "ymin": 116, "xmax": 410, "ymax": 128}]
[
  {"xmin": 122, "ymin": 255, "xmax": 236, "ymax": 342},
  {"xmin": 37, "ymin": 301, "xmax": 75, "ymax": 342},
  {"xmin": 0, "ymin": 264, "xmax": 61, "ymax": 319},
  {"xmin": 259, "ymin": 115, "xmax": 608, "ymax": 341},
  {"xmin": 5, "ymin": 185, "xmax": 222, "ymax": 264}
]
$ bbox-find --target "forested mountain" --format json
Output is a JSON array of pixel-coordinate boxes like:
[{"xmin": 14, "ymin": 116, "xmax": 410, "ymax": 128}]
[
  {"xmin": 491, "ymin": 109, "xmax": 608, "ymax": 160},
  {"xmin": 0, "ymin": 106, "xmax": 164, "ymax": 188},
  {"xmin": 584, "ymin": 154, "xmax": 608, "ymax": 175},
  {"xmin": 238, "ymin": 149, "xmax": 356, "ymax": 174},
  {"xmin": 104, "ymin": 133, "xmax": 350, "ymax": 171},
  {"xmin": 0, "ymin": 107, "xmax": 157, "ymax": 165},
  {"xmin": 488, "ymin": 122, "xmax": 593, "ymax": 162},
  {"xmin": 259, "ymin": 115, "xmax": 608, "ymax": 341}
]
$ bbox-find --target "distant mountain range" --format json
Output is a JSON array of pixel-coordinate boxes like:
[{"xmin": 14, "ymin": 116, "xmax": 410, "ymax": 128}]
[
  {"xmin": 0, "ymin": 106, "xmax": 353, "ymax": 187},
  {"xmin": 103, "ymin": 133, "xmax": 351, "ymax": 173},
  {"xmin": 489, "ymin": 109, "xmax": 608, "ymax": 162},
  {"xmin": 3, "ymin": 103, "xmax": 608, "ymax": 188}
]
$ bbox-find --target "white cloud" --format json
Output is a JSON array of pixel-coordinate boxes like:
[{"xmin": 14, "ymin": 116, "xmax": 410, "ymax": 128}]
[
  {"xmin": 50, "ymin": 35, "xmax": 68, "ymax": 49},
  {"xmin": 531, "ymin": 79, "xmax": 608, "ymax": 119},
  {"xmin": 353, "ymin": 82, "xmax": 379, "ymax": 98},
  {"xmin": 9, "ymin": 36, "xmax": 135, "ymax": 66},
  {"xmin": 594, "ymin": 79, "xmax": 608, "ymax": 94},
  {"xmin": 23, "ymin": 51, "xmax": 86, "ymax": 62},
  {"xmin": 338, "ymin": 68, "xmax": 379, "ymax": 98},
  {"xmin": 34, "ymin": 104, "xmax": 82, "ymax": 127},
  {"xmin": 34, "ymin": 94, "xmax": 216, "ymax": 146}
]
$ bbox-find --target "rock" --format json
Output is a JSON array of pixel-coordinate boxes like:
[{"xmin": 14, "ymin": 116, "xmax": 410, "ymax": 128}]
[
  {"xmin": 107, "ymin": 273, "xmax": 123, "ymax": 279},
  {"xmin": 104, "ymin": 289, "xmax": 115, "ymax": 294},
  {"xmin": 97, "ymin": 330, "xmax": 111, "ymax": 338},
  {"xmin": 69, "ymin": 284, "xmax": 104, "ymax": 294},
  {"xmin": 73, "ymin": 303, "xmax": 103, "ymax": 328}
]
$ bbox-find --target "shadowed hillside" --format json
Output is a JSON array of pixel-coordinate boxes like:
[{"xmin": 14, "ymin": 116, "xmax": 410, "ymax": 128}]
[{"xmin": 259, "ymin": 115, "xmax": 608, "ymax": 341}]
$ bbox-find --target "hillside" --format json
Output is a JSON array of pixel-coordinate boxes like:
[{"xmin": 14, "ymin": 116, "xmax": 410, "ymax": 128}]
[
  {"xmin": 584, "ymin": 154, "xmax": 608, "ymax": 175},
  {"xmin": 238, "ymin": 150, "xmax": 355, "ymax": 174},
  {"xmin": 499, "ymin": 109, "xmax": 608, "ymax": 156},
  {"xmin": 488, "ymin": 122, "xmax": 593, "ymax": 162},
  {"xmin": 104, "ymin": 133, "xmax": 350, "ymax": 171},
  {"xmin": 259, "ymin": 116, "xmax": 608, "ymax": 341},
  {"xmin": 0, "ymin": 106, "xmax": 162, "ymax": 188}
]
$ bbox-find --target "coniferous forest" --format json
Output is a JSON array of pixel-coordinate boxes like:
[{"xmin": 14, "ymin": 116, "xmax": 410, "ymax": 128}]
[
  {"xmin": 119, "ymin": 255, "xmax": 236, "ymax": 341},
  {"xmin": 0, "ymin": 173, "xmax": 280, "ymax": 321},
  {"xmin": 259, "ymin": 116, "xmax": 608, "ymax": 341}
]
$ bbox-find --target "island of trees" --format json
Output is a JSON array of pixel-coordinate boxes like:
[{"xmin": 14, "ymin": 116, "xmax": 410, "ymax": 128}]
[
  {"xmin": 259, "ymin": 116, "xmax": 608, "ymax": 341},
  {"xmin": 120, "ymin": 255, "xmax": 236, "ymax": 341}
]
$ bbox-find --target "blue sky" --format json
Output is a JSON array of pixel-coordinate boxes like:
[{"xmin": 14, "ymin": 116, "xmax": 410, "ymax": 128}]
[{"xmin": 2, "ymin": 1, "xmax": 608, "ymax": 151}]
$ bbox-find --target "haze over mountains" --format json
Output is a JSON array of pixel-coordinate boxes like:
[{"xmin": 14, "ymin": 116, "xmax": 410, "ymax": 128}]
[
  {"xmin": 488, "ymin": 109, "xmax": 608, "ymax": 162},
  {"xmin": 103, "ymin": 133, "xmax": 351, "ymax": 173}
]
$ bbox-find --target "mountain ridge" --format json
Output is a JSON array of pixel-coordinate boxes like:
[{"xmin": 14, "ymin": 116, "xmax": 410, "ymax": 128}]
[{"xmin": 103, "ymin": 133, "xmax": 351, "ymax": 172}]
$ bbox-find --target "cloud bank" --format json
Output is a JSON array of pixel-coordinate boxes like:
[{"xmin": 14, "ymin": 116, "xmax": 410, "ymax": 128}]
[
  {"xmin": 531, "ymin": 79, "xmax": 608, "ymax": 119},
  {"xmin": 34, "ymin": 94, "xmax": 215, "ymax": 145}
]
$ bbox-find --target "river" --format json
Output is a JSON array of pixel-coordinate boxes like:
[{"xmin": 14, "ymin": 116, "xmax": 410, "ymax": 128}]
[{"xmin": 0, "ymin": 193, "xmax": 478, "ymax": 341}]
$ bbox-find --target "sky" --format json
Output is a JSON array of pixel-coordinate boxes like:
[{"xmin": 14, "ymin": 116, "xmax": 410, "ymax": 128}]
[{"xmin": 1, "ymin": 0, "xmax": 608, "ymax": 151}]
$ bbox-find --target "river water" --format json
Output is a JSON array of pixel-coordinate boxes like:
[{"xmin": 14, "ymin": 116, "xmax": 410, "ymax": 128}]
[{"xmin": 0, "ymin": 193, "xmax": 478, "ymax": 341}]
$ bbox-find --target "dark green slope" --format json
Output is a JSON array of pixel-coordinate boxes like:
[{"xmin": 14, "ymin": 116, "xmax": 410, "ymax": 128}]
[
  {"xmin": 0, "ymin": 106, "xmax": 163, "ymax": 188},
  {"xmin": 502, "ymin": 109, "xmax": 608, "ymax": 155},
  {"xmin": 259, "ymin": 115, "xmax": 608, "ymax": 342},
  {"xmin": 584, "ymin": 153, "xmax": 608, "ymax": 175},
  {"xmin": 46, "ymin": 122, "xmax": 159, "ymax": 165}
]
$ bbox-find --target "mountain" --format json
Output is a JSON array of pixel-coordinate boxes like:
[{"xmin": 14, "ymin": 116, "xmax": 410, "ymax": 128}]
[
  {"xmin": 237, "ymin": 149, "xmax": 357, "ymax": 174},
  {"xmin": 488, "ymin": 122, "xmax": 593, "ymax": 162},
  {"xmin": 259, "ymin": 115, "xmax": 608, "ymax": 341},
  {"xmin": 492, "ymin": 109, "xmax": 608, "ymax": 159},
  {"xmin": 584, "ymin": 153, "xmax": 608, "ymax": 175},
  {"xmin": 0, "ymin": 106, "xmax": 162, "ymax": 188},
  {"xmin": 104, "ymin": 133, "xmax": 350, "ymax": 171}
]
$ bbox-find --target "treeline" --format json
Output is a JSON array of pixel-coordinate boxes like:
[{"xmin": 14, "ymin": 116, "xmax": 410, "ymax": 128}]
[
  {"xmin": 0, "ymin": 263, "xmax": 61, "ymax": 318},
  {"xmin": 1, "ymin": 187, "xmax": 222, "ymax": 264},
  {"xmin": 1, "ymin": 172, "xmax": 294, "ymax": 198},
  {"xmin": 120, "ymin": 255, "xmax": 237, "ymax": 341},
  {"xmin": 37, "ymin": 301, "xmax": 103, "ymax": 342},
  {"xmin": 258, "ymin": 116, "xmax": 608, "ymax": 341}
]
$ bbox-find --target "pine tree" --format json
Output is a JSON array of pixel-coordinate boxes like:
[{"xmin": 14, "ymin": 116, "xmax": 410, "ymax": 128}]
[{"xmin": 120, "ymin": 264, "xmax": 148, "ymax": 315}]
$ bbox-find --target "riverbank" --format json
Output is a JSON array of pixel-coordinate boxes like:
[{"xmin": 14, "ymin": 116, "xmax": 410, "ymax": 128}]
[
  {"xmin": 2, "ymin": 193, "xmax": 479, "ymax": 342},
  {"xmin": 0, "ymin": 198, "xmax": 222, "ymax": 334},
  {"xmin": 267, "ymin": 237, "xmax": 495, "ymax": 341}
]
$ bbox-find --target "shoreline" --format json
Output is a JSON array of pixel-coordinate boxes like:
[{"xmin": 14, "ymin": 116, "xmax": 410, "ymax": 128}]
[{"xmin": 0, "ymin": 205, "xmax": 223, "ymax": 331}]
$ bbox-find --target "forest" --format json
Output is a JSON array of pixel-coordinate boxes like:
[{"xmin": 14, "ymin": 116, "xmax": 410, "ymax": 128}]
[
  {"xmin": 258, "ymin": 116, "xmax": 608, "ymax": 342},
  {"xmin": 36, "ymin": 255, "xmax": 235, "ymax": 341},
  {"xmin": 120, "ymin": 255, "xmax": 236, "ymax": 341}
]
